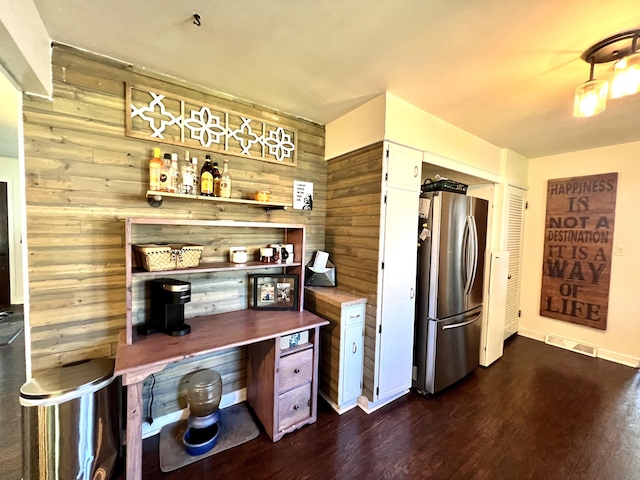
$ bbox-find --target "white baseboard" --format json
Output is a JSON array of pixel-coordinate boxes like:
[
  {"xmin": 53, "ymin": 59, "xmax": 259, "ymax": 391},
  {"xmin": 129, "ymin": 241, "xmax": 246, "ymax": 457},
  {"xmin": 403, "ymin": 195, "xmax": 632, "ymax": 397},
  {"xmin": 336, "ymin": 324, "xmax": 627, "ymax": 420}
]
[
  {"xmin": 357, "ymin": 389, "xmax": 409, "ymax": 414},
  {"xmin": 319, "ymin": 390, "xmax": 358, "ymax": 415},
  {"xmin": 516, "ymin": 330, "xmax": 640, "ymax": 369},
  {"xmin": 141, "ymin": 388, "xmax": 247, "ymax": 439},
  {"xmin": 516, "ymin": 327, "xmax": 546, "ymax": 342},
  {"xmin": 597, "ymin": 348, "xmax": 640, "ymax": 368}
]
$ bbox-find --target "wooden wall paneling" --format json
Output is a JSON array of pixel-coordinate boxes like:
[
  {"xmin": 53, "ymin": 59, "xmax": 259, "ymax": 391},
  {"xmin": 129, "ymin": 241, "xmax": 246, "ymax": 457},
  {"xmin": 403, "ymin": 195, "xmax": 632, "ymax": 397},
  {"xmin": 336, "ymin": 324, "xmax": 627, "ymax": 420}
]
[
  {"xmin": 23, "ymin": 42, "xmax": 326, "ymax": 429},
  {"xmin": 325, "ymin": 142, "xmax": 384, "ymax": 403}
]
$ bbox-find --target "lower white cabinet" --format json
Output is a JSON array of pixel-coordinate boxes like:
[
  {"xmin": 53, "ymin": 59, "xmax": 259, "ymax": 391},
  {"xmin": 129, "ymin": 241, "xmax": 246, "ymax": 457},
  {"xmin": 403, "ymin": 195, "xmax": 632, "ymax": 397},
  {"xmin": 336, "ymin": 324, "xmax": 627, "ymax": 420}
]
[{"xmin": 304, "ymin": 287, "xmax": 366, "ymax": 414}]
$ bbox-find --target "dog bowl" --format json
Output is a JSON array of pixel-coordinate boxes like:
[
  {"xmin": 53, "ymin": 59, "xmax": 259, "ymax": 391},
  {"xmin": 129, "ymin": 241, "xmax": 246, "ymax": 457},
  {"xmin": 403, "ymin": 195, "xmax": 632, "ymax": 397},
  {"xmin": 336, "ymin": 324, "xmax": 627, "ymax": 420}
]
[{"xmin": 182, "ymin": 423, "xmax": 220, "ymax": 456}]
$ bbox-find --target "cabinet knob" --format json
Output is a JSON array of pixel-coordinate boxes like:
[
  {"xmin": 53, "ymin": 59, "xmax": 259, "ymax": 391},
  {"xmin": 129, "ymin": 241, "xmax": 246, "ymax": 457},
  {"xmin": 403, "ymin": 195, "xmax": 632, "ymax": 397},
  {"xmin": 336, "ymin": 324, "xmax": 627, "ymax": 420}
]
[
  {"xmin": 293, "ymin": 404, "xmax": 299, "ymax": 410},
  {"xmin": 294, "ymin": 368, "xmax": 300, "ymax": 374}
]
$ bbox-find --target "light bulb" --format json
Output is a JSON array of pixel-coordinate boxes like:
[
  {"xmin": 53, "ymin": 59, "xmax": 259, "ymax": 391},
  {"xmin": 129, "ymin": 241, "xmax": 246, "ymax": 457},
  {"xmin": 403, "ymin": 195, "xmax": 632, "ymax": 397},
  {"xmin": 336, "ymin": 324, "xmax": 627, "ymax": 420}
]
[
  {"xmin": 574, "ymin": 79, "xmax": 608, "ymax": 117},
  {"xmin": 610, "ymin": 52, "xmax": 640, "ymax": 98}
]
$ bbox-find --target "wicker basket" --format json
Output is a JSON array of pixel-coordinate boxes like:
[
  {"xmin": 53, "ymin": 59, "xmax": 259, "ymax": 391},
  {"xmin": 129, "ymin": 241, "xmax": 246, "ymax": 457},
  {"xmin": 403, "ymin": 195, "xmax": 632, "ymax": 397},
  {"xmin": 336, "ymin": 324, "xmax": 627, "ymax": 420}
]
[
  {"xmin": 421, "ymin": 179, "xmax": 468, "ymax": 194},
  {"xmin": 133, "ymin": 244, "xmax": 203, "ymax": 271}
]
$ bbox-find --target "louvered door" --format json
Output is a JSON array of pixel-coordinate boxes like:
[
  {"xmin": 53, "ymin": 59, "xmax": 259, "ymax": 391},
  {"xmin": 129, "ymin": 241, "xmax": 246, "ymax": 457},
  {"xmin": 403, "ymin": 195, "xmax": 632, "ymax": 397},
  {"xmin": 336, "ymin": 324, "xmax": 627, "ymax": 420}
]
[{"xmin": 504, "ymin": 186, "xmax": 526, "ymax": 339}]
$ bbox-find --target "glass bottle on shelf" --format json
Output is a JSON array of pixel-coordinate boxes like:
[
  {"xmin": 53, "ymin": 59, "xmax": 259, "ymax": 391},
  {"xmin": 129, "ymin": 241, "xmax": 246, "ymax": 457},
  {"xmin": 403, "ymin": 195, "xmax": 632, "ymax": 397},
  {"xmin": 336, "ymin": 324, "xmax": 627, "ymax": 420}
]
[
  {"xmin": 159, "ymin": 153, "xmax": 171, "ymax": 192},
  {"xmin": 180, "ymin": 150, "xmax": 194, "ymax": 195},
  {"xmin": 149, "ymin": 147, "xmax": 162, "ymax": 191},
  {"xmin": 192, "ymin": 157, "xmax": 199, "ymax": 195},
  {"xmin": 170, "ymin": 153, "xmax": 178, "ymax": 193},
  {"xmin": 219, "ymin": 158, "xmax": 231, "ymax": 198},
  {"xmin": 212, "ymin": 162, "xmax": 222, "ymax": 197},
  {"xmin": 200, "ymin": 155, "xmax": 214, "ymax": 196}
]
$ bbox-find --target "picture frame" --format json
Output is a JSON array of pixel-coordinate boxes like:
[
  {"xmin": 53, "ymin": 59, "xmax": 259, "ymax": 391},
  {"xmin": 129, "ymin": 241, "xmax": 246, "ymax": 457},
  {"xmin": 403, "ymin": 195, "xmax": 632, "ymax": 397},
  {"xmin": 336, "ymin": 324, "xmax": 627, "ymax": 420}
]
[{"xmin": 251, "ymin": 274, "xmax": 299, "ymax": 311}]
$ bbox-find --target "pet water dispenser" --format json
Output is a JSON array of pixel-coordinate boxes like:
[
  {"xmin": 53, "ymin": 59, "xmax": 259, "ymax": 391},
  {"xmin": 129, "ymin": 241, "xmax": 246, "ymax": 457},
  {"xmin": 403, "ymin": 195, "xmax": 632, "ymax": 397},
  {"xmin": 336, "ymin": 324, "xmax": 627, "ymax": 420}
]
[{"xmin": 183, "ymin": 369, "xmax": 223, "ymax": 456}]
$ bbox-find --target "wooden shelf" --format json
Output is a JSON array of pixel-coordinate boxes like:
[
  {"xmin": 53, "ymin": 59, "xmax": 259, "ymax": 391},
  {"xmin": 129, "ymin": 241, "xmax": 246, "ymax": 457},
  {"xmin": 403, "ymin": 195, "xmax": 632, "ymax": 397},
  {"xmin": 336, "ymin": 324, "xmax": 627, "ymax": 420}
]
[
  {"xmin": 146, "ymin": 190, "xmax": 292, "ymax": 210},
  {"xmin": 132, "ymin": 261, "xmax": 302, "ymax": 277},
  {"xmin": 124, "ymin": 218, "xmax": 307, "ymax": 344}
]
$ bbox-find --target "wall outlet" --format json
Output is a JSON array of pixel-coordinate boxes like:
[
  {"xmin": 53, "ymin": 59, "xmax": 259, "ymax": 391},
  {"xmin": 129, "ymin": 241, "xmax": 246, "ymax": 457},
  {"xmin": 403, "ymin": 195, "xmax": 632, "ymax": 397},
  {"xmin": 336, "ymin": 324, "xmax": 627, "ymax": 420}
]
[{"xmin": 615, "ymin": 244, "xmax": 626, "ymax": 256}]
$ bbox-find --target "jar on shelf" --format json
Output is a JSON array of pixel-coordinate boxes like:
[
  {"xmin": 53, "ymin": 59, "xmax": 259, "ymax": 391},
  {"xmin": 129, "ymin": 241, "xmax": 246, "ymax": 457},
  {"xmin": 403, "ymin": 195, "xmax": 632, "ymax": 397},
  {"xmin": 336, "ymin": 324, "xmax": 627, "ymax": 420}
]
[{"xmin": 260, "ymin": 247, "xmax": 274, "ymax": 263}]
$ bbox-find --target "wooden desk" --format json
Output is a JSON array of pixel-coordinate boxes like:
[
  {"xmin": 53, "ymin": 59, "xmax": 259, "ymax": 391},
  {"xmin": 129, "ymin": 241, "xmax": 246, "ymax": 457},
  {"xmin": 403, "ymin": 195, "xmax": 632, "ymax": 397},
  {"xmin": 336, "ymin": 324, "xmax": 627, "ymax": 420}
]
[{"xmin": 114, "ymin": 309, "xmax": 328, "ymax": 480}]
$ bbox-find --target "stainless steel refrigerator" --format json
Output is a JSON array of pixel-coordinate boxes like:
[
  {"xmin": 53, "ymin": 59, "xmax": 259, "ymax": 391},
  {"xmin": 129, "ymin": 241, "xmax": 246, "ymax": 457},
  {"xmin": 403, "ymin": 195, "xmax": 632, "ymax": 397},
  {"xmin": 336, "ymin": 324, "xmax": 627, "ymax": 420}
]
[{"xmin": 413, "ymin": 190, "xmax": 488, "ymax": 395}]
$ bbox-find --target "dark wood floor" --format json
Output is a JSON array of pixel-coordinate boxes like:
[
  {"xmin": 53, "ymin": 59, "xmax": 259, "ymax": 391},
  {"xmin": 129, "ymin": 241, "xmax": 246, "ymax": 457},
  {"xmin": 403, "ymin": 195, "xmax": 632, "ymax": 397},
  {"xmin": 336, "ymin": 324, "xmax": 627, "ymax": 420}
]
[
  {"xmin": 0, "ymin": 306, "xmax": 25, "ymax": 480},
  {"xmin": 130, "ymin": 336, "xmax": 639, "ymax": 480}
]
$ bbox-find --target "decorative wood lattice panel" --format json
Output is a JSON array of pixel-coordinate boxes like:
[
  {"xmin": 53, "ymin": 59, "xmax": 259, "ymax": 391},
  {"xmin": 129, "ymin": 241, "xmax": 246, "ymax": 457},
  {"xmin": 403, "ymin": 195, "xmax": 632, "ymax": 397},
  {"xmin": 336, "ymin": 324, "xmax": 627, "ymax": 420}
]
[{"xmin": 125, "ymin": 83, "xmax": 297, "ymax": 166}]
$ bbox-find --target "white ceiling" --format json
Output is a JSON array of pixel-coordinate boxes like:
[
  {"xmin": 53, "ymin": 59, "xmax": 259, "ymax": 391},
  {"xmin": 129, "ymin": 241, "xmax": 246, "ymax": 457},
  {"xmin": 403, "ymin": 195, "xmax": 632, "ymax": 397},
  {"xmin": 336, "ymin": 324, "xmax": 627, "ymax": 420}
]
[{"xmin": 30, "ymin": 0, "xmax": 640, "ymax": 159}]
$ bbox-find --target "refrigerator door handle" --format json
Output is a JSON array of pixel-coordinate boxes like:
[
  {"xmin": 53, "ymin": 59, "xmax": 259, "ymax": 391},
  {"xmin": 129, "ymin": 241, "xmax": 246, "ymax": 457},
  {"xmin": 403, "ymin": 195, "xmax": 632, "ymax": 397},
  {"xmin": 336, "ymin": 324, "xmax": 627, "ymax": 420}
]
[
  {"xmin": 442, "ymin": 312, "xmax": 482, "ymax": 330},
  {"xmin": 469, "ymin": 215, "xmax": 479, "ymax": 294},
  {"xmin": 463, "ymin": 216, "xmax": 474, "ymax": 295}
]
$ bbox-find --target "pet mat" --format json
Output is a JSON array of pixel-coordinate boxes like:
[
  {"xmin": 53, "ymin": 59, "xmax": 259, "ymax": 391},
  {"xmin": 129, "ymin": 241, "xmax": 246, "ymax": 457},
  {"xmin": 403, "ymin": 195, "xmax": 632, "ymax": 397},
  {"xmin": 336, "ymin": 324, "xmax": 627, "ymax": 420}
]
[{"xmin": 159, "ymin": 402, "xmax": 260, "ymax": 472}]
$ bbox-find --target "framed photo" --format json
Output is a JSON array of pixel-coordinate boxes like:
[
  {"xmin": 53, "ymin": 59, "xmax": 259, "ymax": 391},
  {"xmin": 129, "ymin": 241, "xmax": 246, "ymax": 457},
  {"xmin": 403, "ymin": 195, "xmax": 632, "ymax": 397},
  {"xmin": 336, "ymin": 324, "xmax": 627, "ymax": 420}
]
[{"xmin": 251, "ymin": 274, "xmax": 299, "ymax": 310}]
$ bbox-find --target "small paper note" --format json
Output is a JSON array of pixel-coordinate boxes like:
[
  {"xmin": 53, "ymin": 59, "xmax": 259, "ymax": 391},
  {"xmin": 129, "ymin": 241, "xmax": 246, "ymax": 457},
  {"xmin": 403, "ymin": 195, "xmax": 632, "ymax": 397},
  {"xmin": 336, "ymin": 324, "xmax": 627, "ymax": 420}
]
[
  {"xmin": 311, "ymin": 251, "xmax": 329, "ymax": 273},
  {"xmin": 419, "ymin": 198, "xmax": 431, "ymax": 218},
  {"xmin": 419, "ymin": 228, "xmax": 431, "ymax": 241}
]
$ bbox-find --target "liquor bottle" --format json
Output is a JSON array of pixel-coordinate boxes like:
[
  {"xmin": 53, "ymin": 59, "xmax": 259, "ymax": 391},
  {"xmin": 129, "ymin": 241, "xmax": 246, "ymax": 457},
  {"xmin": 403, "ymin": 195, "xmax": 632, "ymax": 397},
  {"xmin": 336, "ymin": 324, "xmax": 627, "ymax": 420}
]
[
  {"xmin": 149, "ymin": 147, "xmax": 162, "ymax": 191},
  {"xmin": 159, "ymin": 153, "xmax": 172, "ymax": 192},
  {"xmin": 220, "ymin": 158, "xmax": 231, "ymax": 198},
  {"xmin": 181, "ymin": 151, "xmax": 194, "ymax": 195},
  {"xmin": 192, "ymin": 157, "xmax": 199, "ymax": 195},
  {"xmin": 212, "ymin": 162, "xmax": 222, "ymax": 197},
  {"xmin": 170, "ymin": 153, "xmax": 179, "ymax": 193},
  {"xmin": 200, "ymin": 155, "xmax": 214, "ymax": 196}
]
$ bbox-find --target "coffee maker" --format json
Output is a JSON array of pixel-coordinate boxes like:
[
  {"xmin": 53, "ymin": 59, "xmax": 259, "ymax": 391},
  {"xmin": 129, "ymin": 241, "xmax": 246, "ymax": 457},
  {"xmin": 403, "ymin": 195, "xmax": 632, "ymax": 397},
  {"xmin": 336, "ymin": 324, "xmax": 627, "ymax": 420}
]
[{"xmin": 138, "ymin": 278, "xmax": 191, "ymax": 336}]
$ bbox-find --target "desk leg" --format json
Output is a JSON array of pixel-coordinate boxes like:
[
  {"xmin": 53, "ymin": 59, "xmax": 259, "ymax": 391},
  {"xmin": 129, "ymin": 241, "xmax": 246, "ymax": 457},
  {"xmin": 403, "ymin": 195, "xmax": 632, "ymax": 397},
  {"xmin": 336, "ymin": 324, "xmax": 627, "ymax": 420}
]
[{"xmin": 126, "ymin": 382, "xmax": 143, "ymax": 480}]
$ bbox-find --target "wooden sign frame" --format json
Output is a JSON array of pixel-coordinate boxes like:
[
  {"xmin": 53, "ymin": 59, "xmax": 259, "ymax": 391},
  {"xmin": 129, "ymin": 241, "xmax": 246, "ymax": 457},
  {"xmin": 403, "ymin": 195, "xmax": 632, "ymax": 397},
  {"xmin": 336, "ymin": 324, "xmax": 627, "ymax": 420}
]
[
  {"xmin": 125, "ymin": 83, "xmax": 298, "ymax": 167},
  {"xmin": 539, "ymin": 172, "xmax": 618, "ymax": 330}
]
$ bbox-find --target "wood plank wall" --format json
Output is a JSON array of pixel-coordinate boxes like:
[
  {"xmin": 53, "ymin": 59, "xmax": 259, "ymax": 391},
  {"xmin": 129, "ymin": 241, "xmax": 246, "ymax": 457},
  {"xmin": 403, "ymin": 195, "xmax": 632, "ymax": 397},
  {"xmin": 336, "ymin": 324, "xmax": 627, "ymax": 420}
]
[
  {"xmin": 22, "ymin": 44, "xmax": 326, "ymax": 417},
  {"xmin": 325, "ymin": 143, "xmax": 383, "ymax": 400}
]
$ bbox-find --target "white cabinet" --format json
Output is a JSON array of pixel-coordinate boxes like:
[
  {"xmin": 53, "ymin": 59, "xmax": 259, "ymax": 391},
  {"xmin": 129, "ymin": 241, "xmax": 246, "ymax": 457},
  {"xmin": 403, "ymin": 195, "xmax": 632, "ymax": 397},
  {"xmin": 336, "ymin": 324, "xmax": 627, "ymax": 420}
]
[
  {"xmin": 305, "ymin": 287, "xmax": 366, "ymax": 414},
  {"xmin": 374, "ymin": 142, "xmax": 421, "ymax": 403},
  {"xmin": 342, "ymin": 306, "xmax": 365, "ymax": 403}
]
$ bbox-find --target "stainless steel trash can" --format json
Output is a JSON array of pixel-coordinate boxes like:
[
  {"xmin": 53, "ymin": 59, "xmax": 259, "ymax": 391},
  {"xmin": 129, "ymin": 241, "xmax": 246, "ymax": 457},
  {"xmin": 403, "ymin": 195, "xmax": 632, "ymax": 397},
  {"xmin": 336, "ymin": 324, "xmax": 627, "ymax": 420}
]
[{"xmin": 20, "ymin": 358, "xmax": 121, "ymax": 480}]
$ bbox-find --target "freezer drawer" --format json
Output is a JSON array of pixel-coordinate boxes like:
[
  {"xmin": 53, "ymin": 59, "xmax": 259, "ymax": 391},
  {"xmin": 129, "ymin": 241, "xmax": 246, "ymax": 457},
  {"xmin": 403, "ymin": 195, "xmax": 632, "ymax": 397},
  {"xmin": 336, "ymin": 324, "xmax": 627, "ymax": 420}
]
[{"xmin": 422, "ymin": 307, "xmax": 482, "ymax": 394}]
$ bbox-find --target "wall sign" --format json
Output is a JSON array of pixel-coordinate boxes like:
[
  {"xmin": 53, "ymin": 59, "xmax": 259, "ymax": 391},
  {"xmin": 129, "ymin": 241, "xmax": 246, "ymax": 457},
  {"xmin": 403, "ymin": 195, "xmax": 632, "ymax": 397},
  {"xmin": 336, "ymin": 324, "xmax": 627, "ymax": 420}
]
[
  {"xmin": 125, "ymin": 83, "xmax": 297, "ymax": 166},
  {"xmin": 540, "ymin": 172, "xmax": 618, "ymax": 330},
  {"xmin": 293, "ymin": 181, "xmax": 313, "ymax": 210}
]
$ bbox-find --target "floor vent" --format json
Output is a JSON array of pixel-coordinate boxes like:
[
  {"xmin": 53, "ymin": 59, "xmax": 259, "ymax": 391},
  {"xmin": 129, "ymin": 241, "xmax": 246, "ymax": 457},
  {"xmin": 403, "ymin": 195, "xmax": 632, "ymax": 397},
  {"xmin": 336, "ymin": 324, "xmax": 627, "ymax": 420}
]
[{"xmin": 544, "ymin": 334, "xmax": 598, "ymax": 358}]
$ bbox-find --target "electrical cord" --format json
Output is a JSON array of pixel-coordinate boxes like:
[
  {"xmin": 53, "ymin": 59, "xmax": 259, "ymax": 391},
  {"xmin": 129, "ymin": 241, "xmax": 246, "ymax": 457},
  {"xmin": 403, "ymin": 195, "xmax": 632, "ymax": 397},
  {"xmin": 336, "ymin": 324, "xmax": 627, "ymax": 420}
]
[{"xmin": 146, "ymin": 374, "xmax": 156, "ymax": 424}]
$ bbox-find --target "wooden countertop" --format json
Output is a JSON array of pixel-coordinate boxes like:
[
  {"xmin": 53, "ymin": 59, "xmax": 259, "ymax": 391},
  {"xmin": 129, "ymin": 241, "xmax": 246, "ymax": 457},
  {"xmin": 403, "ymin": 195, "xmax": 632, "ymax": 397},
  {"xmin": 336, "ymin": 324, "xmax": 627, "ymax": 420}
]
[
  {"xmin": 114, "ymin": 309, "xmax": 328, "ymax": 384},
  {"xmin": 304, "ymin": 287, "xmax": 367, "ymax": 308}
]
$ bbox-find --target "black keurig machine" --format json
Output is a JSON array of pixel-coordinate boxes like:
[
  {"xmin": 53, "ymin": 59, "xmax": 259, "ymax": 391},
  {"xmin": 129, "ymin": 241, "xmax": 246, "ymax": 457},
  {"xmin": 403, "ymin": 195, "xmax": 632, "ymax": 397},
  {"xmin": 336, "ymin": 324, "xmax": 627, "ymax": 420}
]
[{"xmin": 138, "ymin": 278, "xmax": 192, "ymax": 336}]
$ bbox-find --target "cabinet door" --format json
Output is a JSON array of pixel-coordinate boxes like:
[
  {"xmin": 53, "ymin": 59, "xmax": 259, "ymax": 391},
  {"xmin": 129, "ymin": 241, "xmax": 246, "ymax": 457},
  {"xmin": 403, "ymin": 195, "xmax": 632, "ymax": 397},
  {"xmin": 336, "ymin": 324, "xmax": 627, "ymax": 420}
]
[
  {"xmin": 504, "ymin": 186, "xmax": 526, "ymax": 339},
  {"xmin": 385, "ymin": 142, "xmax": 422, "ymax": 192},
  {"xmin": 341, "ymin": 319, "xmax": 364, "ymax": 404},
  {"xmin": 377, "ymin": 186, "xmax": 419, "ymax": 399}
]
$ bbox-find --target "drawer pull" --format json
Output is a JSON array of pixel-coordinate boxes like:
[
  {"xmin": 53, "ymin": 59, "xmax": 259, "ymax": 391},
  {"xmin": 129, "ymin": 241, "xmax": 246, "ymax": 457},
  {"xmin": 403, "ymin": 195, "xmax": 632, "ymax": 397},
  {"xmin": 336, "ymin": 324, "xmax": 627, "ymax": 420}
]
[
  {"xmin": 349, "ymin": 314, "xmax": 361, "ymax": 319},
  {"xmin": 294, "ymin": 368, "xmax": 300, "ymax": 374},
  {"xmin": 293, "ymin": 404, "xmax": 300, "ymax": 410}
]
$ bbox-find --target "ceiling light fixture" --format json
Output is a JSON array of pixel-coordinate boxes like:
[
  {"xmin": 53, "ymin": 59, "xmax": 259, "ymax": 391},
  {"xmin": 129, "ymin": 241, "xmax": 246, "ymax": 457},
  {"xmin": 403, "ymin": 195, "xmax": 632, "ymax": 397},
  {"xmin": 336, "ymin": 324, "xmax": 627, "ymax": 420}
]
[{"xmin": 574, "ymin": 29, "xmax": 640, "ymax": 117}]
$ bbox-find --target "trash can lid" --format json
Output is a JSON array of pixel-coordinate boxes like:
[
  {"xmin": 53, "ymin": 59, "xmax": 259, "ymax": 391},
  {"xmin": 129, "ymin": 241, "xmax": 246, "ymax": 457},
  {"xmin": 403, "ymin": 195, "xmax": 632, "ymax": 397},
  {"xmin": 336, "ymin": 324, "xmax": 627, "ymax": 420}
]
[{"xmin": 20, "ymin": 358, "xmax": 115, "ymax": 400}]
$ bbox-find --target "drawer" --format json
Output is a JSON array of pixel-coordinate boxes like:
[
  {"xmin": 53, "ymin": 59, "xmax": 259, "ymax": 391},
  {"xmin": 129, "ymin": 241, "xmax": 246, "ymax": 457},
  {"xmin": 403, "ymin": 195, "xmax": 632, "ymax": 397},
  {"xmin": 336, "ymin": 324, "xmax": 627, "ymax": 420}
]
[
  {"xmin": 280, "ymin": 330, "xmax": 309, "ymax": 350},
  {"xmin": 343, "ymin": 305, "xmax": 364, "ymax": 327},
  {"xmin": 278, "ymin": 383, "xmax": 311, "ymax": 430},
  {"xmin": 279, "ymin": 348, "xmax": 313, "ymax": 393}
]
